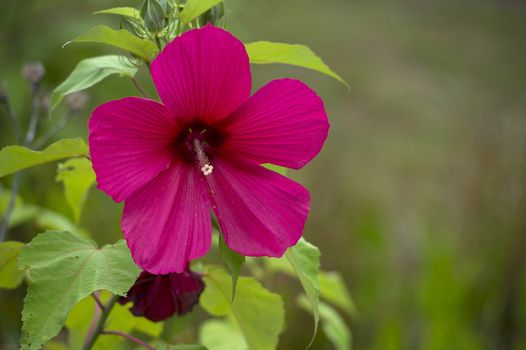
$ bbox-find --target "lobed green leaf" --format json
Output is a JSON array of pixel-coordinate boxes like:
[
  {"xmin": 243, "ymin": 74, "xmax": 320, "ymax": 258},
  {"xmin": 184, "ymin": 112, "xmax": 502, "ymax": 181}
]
[
  {"xmin": 179, "ymin": 0, "xmax": 223, "ymax": 24},
  {"xmin": 18, "ymin": 231, "xmax": 140, "ymax": 350},
  {"xmin": 55, "ymin": 158, "xmax": 96, "ymax": 223},
  {"xmin": 0, "ymin": 241, "xmax": 25, "ymax": 289},
  {"xmin": 245, "ymin": 41, "xmax": 348, "ymax": 88},
  {"xmin": 65, "ymin": 25, "xmax": 158, "ymax": 61},
  {"xmin": 0, "ymin": 138, "xmax": 88, "ymax": 178},
  {"xmin": 200, "ymin": 267, "xmax": 284, "ymax": 350},
  {"xmin": 51, "ymin": 55, "xmax": 138, "ymax": 110}
]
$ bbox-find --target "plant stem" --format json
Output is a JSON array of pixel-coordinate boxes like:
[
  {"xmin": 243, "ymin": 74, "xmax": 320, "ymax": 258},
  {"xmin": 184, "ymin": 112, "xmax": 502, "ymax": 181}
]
[
  {"xmin": 91, "ymin": 292, "xmax": 105, "ymax": 310},
  {"xmin": 0, "ymin": 81, "xmax": 41, "ymax": 242},
  {"xmin": 131, "ymin": 77, "xmax": 149, "ymax": 98},
  {"xmin": 101, "ymin": 330, "xmax": 156, "ymax": 350},
  {"xmin": 82, "ymin": 295, "xmax": 118, "ymax": 350},
  {"xmin": 33, "ymin": 110, "xmax": 77, "ymax": 149}
]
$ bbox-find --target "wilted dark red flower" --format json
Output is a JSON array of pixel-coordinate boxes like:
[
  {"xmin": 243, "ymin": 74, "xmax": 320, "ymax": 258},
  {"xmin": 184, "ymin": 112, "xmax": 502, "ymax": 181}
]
[{"xmin": 119, "ymin": 267, "xmax": 205, "ymax": 322}]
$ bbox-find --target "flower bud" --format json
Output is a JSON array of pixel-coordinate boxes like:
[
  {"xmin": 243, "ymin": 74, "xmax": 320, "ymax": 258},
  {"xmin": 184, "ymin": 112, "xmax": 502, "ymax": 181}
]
[
  {"xmin": 65, "ymin": 92, "xmax": 90, "ymax": 112},
  {"xmin": 22, "ymin": 62, "xmax": 46, "ymax": 84},
  {"xmin": 119, "ymin": 265, "xmax": 205, "ymax": 322},
  {"xmin": 200, "ymin": 3, "xmax": 225, "ymax": 26},
  {"xmin": 141, "ymin": 0, "xmax": 166, "ymax": 33}
]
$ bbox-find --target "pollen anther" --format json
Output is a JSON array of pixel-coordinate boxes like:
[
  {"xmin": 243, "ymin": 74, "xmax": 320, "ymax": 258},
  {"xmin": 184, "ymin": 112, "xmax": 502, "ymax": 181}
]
[{"xmin": 193, "ymin": 138, "xmax": 213, "ymax": 176}]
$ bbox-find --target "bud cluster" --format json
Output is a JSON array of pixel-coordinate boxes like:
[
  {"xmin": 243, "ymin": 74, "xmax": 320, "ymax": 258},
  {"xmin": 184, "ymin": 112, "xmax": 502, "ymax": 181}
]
[{"xmin": 121, "ymin": 0, "xmax": 225, "ymax": 46}]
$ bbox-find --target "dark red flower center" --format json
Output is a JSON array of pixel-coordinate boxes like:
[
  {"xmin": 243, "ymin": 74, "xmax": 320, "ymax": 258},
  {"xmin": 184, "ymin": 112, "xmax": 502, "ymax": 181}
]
[{"xmin": 173, "ymin": 122, "xmax": 227, "ymax": 174}]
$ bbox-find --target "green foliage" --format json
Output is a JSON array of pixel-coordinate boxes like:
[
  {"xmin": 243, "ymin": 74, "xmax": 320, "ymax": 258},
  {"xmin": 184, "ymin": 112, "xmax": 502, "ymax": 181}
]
[
  {"xmin": 0, "ymin": 138, "xmax": 88, "ymax": 178},
  {"xmin": 179, "ymin": 0, "xmax": 223, "ymax": 24},
  {"xmin": 199, "ymin": 319, "xmax": 246, "ymax": 350},
  {"xmin": 66, "ymin": 25, "xmax": 158, "ymax": 61},
  {"xmin": 0, "ymin": 241, "xmax": 25, "ymax": 289},
  {"xmin": 245, "ymin": 41, "xmax": 348, "ymax": 87},
  {"xmin": 319, "ymin": 271, "xmax": 357, "ymax": 317},
  {"xmin": 94, "ymin": 7, "xmax": 142, "ymax": 20},
  {"xmin": 284, "ymin": 238, "xmax": 321, "ymax": 346},
  {"xmin": 67, "ymin": 292, "xmax": 162, "ymax": 350},
  {"xmin": 55, "ymin": 158, "xmax": 96, "ymax": 223},
  {"xmin": 51, "ymin": 55, "xmax": 138, "ymax": 110},
  {"xmin": 200, "ymin": 267, "xmax": 284, "ymax": 350},
  {"xmin": 156, "ymin": 341, "xmax": 207, "ymax": 350},
  {"xmin": 18, "ymin": 231, "xmax": 140, "ymax": 350},
  {"xmin": 218, "ymin": 234, "xmax": 244, "ymax": 301},
  {"xmin": 299, "ymin": 296, "xmax": 351, "ymax": 350}
]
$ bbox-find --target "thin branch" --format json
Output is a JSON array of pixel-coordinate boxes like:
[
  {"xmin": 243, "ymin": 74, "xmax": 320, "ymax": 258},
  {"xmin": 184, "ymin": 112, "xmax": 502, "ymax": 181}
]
[
  {"xmin": 0, "ymin": 81, "xmax": 41, "ymax": 242},
  {"xmin": 0, "ymin": 173, "xmax": 20, "ymax": 242},
  {"xmin": 91, "ymin": 292, "xmax": 105, "ymax": 311},
  {"xmin": 101, "ymin": 330, "xmax": 156, "ymax": 350},
  {"xmin": 82, "ymin": 295, "xmax": 118, "ymax": 350},
  {"xmin": 33, "ymin": 111, "xmax": 75, "ymax": 149},
  {"xmin": 24, "ymin": 83, "xmax": 41, "ymax": 145},
  {"xmin": 1, "ymin": 80, "xmax": 20, "ymax": 141},
  {"xmin": 131, "ymin": 77, "xmax": 149, "ymax": 98}
]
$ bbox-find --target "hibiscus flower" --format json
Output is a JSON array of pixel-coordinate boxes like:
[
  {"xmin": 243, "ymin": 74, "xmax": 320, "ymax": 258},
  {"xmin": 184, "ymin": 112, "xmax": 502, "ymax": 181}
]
[{"xmin": 89, "ymin": 24, "xmax": 329, "ymax": 273}]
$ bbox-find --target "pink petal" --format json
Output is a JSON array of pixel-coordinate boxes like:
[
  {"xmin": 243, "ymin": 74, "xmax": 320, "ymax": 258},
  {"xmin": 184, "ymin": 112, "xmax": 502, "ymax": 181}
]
[
  {"xmin": 122, "ymin": 160, "xmax": 212, "ymax": 274},
  {"xmin": 220, "ymin": 78, "xmax": 329, "ymax": 169},
  {"xmin": 207, "ymin": 156, "xmax": 309, "ymax": 257},
  {"xmin": 151, "ymin": 25, "xmax": 251, "ymax": 125},
  {"xmin": 89, "ymin": 97, "xmax": 178, "ymax": 202}
]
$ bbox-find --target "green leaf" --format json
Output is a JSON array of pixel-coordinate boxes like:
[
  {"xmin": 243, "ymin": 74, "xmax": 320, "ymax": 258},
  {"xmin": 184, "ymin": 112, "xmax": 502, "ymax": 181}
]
[
  {"xmin": 0, "ymin": 138, "xmax": 89, "ymax": 178},
  {"xmin": 94, "ymin": 7, "xmax": 142, "ymax": 20},
  {"xmin": 156, "ymin": 340, "xmax": 207, "ymax": 350},
  {"xmin": 66, "ymin": 25, "xmax": 158, "ymax": 61},
  {"xmin": 0, "ymin": 241, "xmax": 25, "ymax": 289},
  {"xmin": 18, "ymin": 231, "xmax": 140, "ymax": 350},
  {"xmin": 179, "ymin": 0, "xmax": 223, "ymax": 24},
  {"xmin": 56, "ymin": 158, "xmax": 96, "ymax": 223},
  {"xmin": 67, "ymin": 291, "xmax": 162, "ymax": 350},
  {"xmin": 218, "ymin": 234, "xmax": 244, "ymax": 301},
  {"xmin": 51, "ymin": 55, "xmax": 138, "ymax": 111},
  {"xmin": 299, "ymin": 296, "xmax": 351, "ymax": 350},
  {"xmin": 200, "ymin": 267, "xmax": 284, "ymax": 350},
  {"xmin": 199, "ymin": 319, "xmax": 246, "ymax": 350},
  {"xmin": 245, "ymin": 41, "xmax": 348, "ymax": 88},
  {"xmin": 319, "ymin": 271, "xmax": 357, "ymax": 317},
  {"xmin": 285, "ymin": 238, "xmax": 321, "ymax": 347}
]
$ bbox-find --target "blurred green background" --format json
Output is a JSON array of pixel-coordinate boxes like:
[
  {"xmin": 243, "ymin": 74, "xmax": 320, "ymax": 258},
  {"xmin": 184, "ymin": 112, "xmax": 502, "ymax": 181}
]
[{"xmin": 2, "ymin": 0, "xmax": 526, "ymax": 349}]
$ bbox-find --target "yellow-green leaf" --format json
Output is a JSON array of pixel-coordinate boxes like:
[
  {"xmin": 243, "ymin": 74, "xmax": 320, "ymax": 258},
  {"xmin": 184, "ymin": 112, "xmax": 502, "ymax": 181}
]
[
  {"xmin": 0, "ymin": 241, "xmax": 25, "ymax": 289},
  {"xmin": 285, "ymin": 238, "xmax": 321, "ymax": 347},
  {"xmin": 66, "ymin": 25, "xmax": 158, "ymax": 61},
  {"xmin": 94, "ymin": 7, "xmax": 142, "ymax": 20},
  {"xmin": 200, "ymin": 267, "xmax": 284, "ymax": 350},
  {"xmin": 0, "ymin": 138, "xmax": 89, "ymax": 178},
  {"xmin": 56, "ymin": 158, "xmax": 96, "ymax": 223},
  {"xmin": 319, "ymin": 271, "xmax": 357, "ymax": 317},
  {"xmin": 51, "ymin": 55, "xmax": 138, "ymax": 110},
  {"xmin": 245, "ymin": 41, "xmax": 348, "ymax": 88},
  {"xmin": 179, "ymin": 0, "xmax": 223, "ymax": 24}
]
